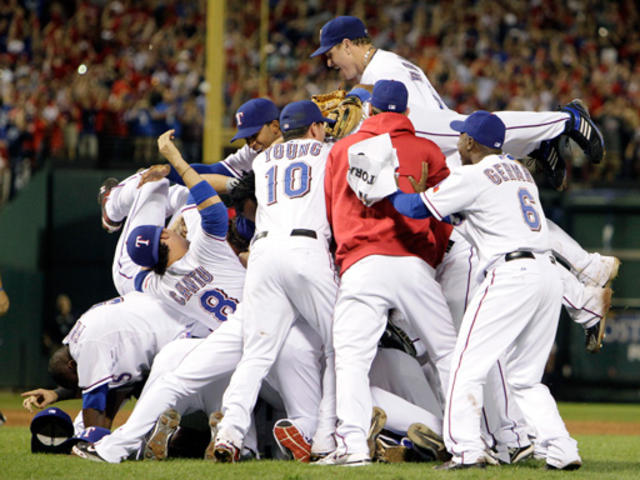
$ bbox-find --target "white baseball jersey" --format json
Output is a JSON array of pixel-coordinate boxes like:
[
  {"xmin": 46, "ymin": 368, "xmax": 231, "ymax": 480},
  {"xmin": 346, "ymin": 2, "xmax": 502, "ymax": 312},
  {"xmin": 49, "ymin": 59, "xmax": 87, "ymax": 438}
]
[
  {"xmin": 220, "ymin": 144, "xmax": 259, "ymax": 178},
  {"xmin": 137, "ymin": 216, "xmax": 246, "ymax": 335},
  {"xmin": 253, "ymin": 139, "xmax": 332, "ymax": 241},
  {"xmin": 361, "ymin": 49, "xmax": 568, "ymax": 165},
  {"xmin": 421, "ymin": 154, "xmax": 550, "ymax": 275},
  {"xmin": 63, "ymin": 292, "xmax": 189, "ymax": 394}
]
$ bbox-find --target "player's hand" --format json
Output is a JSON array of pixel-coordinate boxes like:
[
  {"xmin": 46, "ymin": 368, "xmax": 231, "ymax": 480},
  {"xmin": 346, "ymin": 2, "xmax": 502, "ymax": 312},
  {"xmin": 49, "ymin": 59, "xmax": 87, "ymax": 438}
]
[
  {"xmin": 0, "ymin": 289, "xmax": 9, "ymax": 316},
  {"xmin": 138, "ymin": 164, "xmax": 171, "ymax": 187},
  {"xmin": 21, "ymin": 388, "xmax": 59, "ymax": 412},
  {"xmin": 407, "ymin": 162, "xmax": 429, "ymax": 193},
  {"xmin": 157, "ymin": 129, "xmax": 183, "ymax": 164}
]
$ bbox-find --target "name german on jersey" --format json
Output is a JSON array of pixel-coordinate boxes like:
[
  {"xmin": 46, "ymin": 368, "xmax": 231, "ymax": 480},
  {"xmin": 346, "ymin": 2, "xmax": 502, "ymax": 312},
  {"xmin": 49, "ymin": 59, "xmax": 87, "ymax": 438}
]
[{"xmin": 483, "ymin": 159, "xmax": 534, "ymax": 185}]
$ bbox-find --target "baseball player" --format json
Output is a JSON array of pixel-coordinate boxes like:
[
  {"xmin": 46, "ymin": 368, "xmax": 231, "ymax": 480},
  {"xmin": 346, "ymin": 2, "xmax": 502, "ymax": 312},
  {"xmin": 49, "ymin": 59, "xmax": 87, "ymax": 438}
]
[
  {"xmin": 209, "ymin": 100, "xmax": 340, "ymax": 463},
  {"xmin": 100, "ymin": 174, "xmax": 189, "ymax": 296},
  {"xmin": 318, "ymin": 80, "xmax": 457, "ymax": 466},
  {"xmin": 386, "ymin": 111, "xmax": 581, "ymax": 470},
  {"xmin": 28, "ymin": 292, "xmax": 192, "ymax": 432},
  {"xmin": 311, "ymin": 15, "xmax": 619, "ymax": 304}
]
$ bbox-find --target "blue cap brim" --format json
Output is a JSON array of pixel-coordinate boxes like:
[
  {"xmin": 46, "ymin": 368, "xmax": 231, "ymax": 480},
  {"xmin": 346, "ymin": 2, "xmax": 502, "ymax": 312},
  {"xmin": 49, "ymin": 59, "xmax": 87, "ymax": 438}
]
[
  {"xmin": 231, "ymin": 124, "xmax": 264, "ymax": 143},
  {"xmin": 450, "ymin": 120, "xmax": 466, "ymax": 132},
  {"xmin": 310, "ymin": 43, "xmax": 334, "ymax": 58}
]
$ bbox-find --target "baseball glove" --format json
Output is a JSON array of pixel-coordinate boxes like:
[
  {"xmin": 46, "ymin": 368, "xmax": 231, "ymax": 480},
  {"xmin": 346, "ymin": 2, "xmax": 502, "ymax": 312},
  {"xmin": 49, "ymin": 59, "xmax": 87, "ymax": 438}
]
[
  {"xmin": 312, "ymin": 89, "xmax": 364, "ymax": 139},
  {"xmin": 378, "ymin": 318, "xmax": 417, "ymax": 357}
]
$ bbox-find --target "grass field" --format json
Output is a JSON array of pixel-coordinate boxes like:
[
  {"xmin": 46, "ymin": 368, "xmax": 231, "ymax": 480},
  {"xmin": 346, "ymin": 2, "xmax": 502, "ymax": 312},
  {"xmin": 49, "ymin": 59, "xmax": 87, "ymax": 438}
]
[{"xmin": 1, "ymin": 392, "xmax": 639, "ymax": 480}]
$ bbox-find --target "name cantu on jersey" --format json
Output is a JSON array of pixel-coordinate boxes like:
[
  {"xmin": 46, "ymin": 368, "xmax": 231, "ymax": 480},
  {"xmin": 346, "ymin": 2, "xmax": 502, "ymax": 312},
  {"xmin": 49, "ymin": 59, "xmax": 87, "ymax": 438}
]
[
  {"xmin": 483, "ymin": 157, "xmax": 535, "ymax": 185},
  {"xmin": 169, "ymin": 266, "xmax": 214, "ymax": 305}
]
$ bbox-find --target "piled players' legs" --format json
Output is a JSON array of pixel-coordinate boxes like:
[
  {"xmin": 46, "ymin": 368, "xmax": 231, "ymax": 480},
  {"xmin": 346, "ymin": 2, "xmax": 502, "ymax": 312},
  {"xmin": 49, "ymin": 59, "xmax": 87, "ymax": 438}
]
[
  {"xmin": 214, "ymin": 235, "xmax": 338, "ymax": 458},
  {"xmin": 547, "ymin": 219, "xmax": 620, "ymax": 288},
  {"xmin": 443, "ymin": 255, "xmax": 579, "ymax": 468},
  {"xmin": 330, "ymin": 255, "xmax": 456, "ymax": 461}
]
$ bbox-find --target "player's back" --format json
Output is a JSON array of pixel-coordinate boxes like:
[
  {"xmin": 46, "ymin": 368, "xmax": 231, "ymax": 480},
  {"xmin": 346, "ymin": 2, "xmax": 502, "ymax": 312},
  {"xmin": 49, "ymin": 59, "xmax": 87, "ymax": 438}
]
[
  {"xmin": 253, "ymin": 139, "xmax": 332, "ymax": 242},
  {"xmin": 447, "ymin": 154, "xmax": 551, "ymax": 271}
]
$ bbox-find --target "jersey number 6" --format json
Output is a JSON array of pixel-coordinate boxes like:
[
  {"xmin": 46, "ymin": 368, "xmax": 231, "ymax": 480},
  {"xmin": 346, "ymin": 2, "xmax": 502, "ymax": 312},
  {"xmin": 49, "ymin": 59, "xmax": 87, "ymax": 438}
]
[{"xmin": 518, "ymin": 188, "xmax": 541, "ymax": 231}]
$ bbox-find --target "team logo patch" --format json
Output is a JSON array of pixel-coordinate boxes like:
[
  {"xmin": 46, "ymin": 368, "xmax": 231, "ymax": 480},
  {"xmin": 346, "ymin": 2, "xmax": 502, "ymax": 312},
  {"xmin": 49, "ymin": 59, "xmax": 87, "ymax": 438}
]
[
  {"xmin": 135, "ymin": 236, "xmax": 150, "ymax": 248},
  {"xmin": 236, "ymin": 112, "xmax": 244, "ymax": 127}
]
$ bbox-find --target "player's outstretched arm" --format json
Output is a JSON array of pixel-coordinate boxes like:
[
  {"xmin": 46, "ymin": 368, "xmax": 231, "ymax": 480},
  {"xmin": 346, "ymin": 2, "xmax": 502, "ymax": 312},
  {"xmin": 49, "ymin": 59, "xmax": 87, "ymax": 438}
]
[
  {"xmin": 158, "ymin": 129, "xmax": 228, "ymax": 237},
  {"xmin": 387, "ymin": 191, "xmax": 432, "ymax": 219},
  {"xmin": 21, "ymin": 388, "xmax": 59, "ymax": 412}
]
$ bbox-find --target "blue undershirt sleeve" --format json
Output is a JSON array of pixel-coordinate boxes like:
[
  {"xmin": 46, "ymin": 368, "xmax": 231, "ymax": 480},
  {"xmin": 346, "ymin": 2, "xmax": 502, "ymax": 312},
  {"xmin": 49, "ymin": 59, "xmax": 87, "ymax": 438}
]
[
  {"xmin": 388, "ymin": 191, "xmax": 432, "ymax": 219},
  {"xmin": 82, "ymin": 384, "xmax": 108, "ymax": 412}
]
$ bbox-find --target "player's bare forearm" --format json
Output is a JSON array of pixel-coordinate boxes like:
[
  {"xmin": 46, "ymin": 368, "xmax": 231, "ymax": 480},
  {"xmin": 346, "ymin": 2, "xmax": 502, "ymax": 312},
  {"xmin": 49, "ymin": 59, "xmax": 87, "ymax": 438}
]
[
  {"xmin": 83, "ymin": 408, "xmax": 112, "ymax": 429},
  {"xmin": 21, "ymin": 388, "xmax": 59, "ymax": 412},
  {"xmin": 200, "ymin": 173, "xmax": 237, "ymax": 193}
]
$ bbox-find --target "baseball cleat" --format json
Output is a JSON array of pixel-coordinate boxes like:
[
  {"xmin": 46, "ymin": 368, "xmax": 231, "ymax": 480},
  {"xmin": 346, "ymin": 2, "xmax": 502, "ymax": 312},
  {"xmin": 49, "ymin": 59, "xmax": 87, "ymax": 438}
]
[
  {"xmin": 508, "ymin": 443, "xmax": 535, "ymax": 464},
  {"xmin": 213, "ymin": 440, "xmax": 240, "ymax": 463},
  {"xmin": 546, "ymin": 459, "xmax": 582, "ymax": 471},
  {"xmin": 98, "ymin": 177, "xmax": 123, "ymax": 233},
  {"xmin": 71, "ymin": 441, "xmax": 107, "ymax": 462},
  {"xmin": 407, "ymin": 422, "xmax": 448, "ymax": 462},
  {"xmin": 312, "ymin": 449, "xmax": 371, "ymax": 466},
  {"xmin": 434, "ymin": 452, "xmax": 498, "ymax": 470},
  {"xmin": 585, "ymin": 287, "xmax": 613, "ymax": 353},
  {"xmin": 529, "ymin": 138, "xmax": 567, "ymax": 191},
  {"xmin": 374, "ymin": 434, "xmax": 407, "ymax": 463},
  {"xmin": 203, "ymin": 411, "xmax": 224, "ymax": 461},
  {"xmin": 273, "ymin": 418, "xmax": 311, "ymax": 462},
  {"xmin": 560, "ymin": 99, "xmax": 605, "ymax": 164},
  {"xmin": 143, "ymin": 408, "xmax": 181, "ymax": 461},
  {"xmin": 367, "ymin": 407, "xmax": 387, "ymax": 458}
]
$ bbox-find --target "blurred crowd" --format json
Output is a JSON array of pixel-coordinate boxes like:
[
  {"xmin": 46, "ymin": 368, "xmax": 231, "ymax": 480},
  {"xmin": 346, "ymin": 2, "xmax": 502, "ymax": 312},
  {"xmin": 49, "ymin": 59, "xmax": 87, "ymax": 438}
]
[{"xmin": 0, "ymin": 0, "xmax": 639, "ymax": 207}]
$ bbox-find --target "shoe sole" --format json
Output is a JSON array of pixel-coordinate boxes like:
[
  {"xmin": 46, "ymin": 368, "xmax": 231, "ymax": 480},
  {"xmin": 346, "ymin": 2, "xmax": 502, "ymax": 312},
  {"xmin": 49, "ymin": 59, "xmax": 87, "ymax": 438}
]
[
  {"xmin": 511, "ymin": 444, "xmax": 535, "ymax": 464},
  {"xmin": 565, "ymin": 100, "xmax": 605, "ymax": 164},
  {"xmin": 407, "ymin": 423, "xmax": 447, "ymax": 461},
  {"xmin": 214, "ymin": 443, "xmax": 237, "ymax": 463},
  {"xmin": 204, "ymin": 411, "xmax": 225, "ymax": 461},
  {"xmin": 367, "ymin": 407, "xmax": 387, "ymax": 458},
  {"xmin": 546, "ymin": 460, "xmax": 582, "ymax": 470},
  {"xmin": 273, "ymin": 420, "xmax": 311, "ymax": 463},
  {"xmin": 144, "ymin": 409, "xmax": 181, "ymax": 460}
]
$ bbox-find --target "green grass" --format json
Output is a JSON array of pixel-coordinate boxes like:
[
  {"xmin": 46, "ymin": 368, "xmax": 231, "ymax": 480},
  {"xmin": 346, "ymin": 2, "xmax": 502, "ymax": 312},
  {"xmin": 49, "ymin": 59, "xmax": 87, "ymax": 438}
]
[{"xmin": 1, "ymin": 392, "xmax": 639, "ymax": 479}]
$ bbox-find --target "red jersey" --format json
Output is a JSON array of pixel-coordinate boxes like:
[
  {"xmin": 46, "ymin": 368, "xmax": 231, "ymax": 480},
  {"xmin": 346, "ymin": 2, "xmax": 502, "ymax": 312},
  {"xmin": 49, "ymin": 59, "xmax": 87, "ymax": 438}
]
[{"xmin": 325, "ymin": 112, "xmax": 453, "ymax": 275}]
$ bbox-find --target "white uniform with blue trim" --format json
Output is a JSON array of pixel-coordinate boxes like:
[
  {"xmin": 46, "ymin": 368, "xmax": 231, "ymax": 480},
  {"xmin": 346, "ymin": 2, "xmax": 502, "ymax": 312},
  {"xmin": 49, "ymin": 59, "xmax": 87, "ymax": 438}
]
[
  {"xmin": 63, "ymin": 292, "xmax": 190, "ymax": 398},
  {"xmin": 362, "ymin": 49, "xmax": 569, "ymax": 168},
  {"xmin": 419, "ymin": 153, "xmax": 580, "ymax": 468},
  {"xmin": 134, "ymin": 208, "xmax": 246, "ymax": 336},
  {"xmin": 214, "ymin": 138, "xmax": 338, "ymax": 450}
]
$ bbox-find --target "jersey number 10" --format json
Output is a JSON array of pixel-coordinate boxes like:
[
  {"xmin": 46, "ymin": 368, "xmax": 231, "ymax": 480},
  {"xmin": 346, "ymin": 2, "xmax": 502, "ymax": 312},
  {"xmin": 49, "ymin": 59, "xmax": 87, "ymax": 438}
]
[{"xmin": 265, "ymin": 162, "xmax": 311, "ymax": 205}]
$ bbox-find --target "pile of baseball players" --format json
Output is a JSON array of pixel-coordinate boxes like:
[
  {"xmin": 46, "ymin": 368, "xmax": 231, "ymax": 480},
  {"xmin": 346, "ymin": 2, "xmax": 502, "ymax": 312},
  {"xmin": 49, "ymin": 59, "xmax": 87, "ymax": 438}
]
[{"xmin": 22, "ymin": 16, "xmax": 618, "ymax": 471}]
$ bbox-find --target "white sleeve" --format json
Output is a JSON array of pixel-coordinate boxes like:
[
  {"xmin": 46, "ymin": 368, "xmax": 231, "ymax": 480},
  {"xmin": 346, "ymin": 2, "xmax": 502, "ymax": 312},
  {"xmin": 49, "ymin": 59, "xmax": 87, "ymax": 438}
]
[
  {"xmin": 75, "ymin": 341, "xmax": 114, "ymax": 393},
  {"xmin": 220, "ymin": 145, "xmax": 257, "ymax": 178},
  {"xmin": 421, "ymin": 167, "xmax": 479, "ymax": 220}
]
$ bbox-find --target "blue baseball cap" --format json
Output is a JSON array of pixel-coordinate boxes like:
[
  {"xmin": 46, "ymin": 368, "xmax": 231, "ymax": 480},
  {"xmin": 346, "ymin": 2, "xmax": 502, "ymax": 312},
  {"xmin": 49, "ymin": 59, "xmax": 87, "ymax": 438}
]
[
  {"xmin": 126, "ymin": 225, "xmax": 163, "ymax": 268},
  {"xmin": 450, "ymin": 111, "xmax": 506, "ymax": 149},
  {"xmin": 280, "ymin": 100, "xmax": 335, "ymax": 132},
  {"xmin": 371, "ymin": 80, "xmax": 408, "ymax": 113},
  {"xmin": 231, "ymin": 98, "xmax": 280, "ymax": 143},
  {"xmin": 310, "ymin": 16, "xmax": 368, "ymax": 57},
  {"xmin": 347, "ymin": 87, "xmax": 371, "ymax": 103},
  {"xmin": 30, "ymin": 407, "xmax": 75, "ymax": 453}
]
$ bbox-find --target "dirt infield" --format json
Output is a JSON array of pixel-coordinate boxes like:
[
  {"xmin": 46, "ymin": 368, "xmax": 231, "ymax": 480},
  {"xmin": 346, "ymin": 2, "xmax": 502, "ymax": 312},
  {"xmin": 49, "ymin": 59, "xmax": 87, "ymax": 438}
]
[{"xmin": 3, "ymin": 408, "xmax": 639, "ymax": 435}]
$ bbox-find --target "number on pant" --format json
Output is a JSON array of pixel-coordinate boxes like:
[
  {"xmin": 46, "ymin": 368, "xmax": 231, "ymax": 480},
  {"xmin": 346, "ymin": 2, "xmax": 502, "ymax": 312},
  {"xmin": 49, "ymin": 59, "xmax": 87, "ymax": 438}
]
[
  {"xmin": 518, "ymin": 188, "xmax": 541, "ymax": 231},
  {"xmin": 200, "ymin": 289, "xmax": 238, "ymax": 322},
  {"xmin": 265, "ymin": 162, "xmax": 311, "ymax": 204}
]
